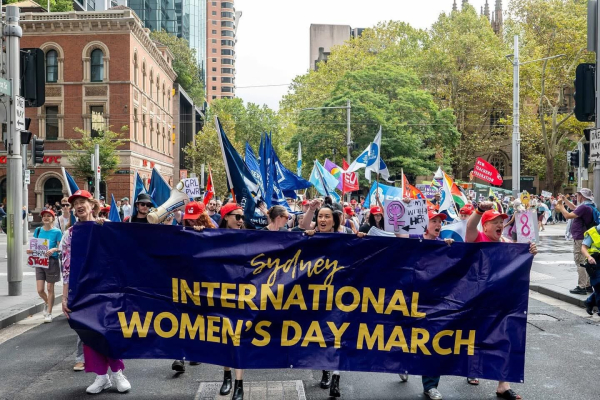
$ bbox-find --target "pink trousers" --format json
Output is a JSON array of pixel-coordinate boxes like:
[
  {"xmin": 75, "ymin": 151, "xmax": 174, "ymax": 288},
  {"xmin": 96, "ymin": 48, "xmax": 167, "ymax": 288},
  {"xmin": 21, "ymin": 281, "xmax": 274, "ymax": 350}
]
[{"xmin": 83, "ymin": 344, "xmax": 125, "ymax": 375}]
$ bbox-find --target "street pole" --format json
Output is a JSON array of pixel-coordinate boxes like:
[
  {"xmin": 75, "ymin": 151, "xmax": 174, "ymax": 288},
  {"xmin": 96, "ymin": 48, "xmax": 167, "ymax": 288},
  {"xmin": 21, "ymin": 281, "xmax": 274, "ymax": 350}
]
[
  {"xmin": 22, "ymin": 144, "xmax": 28, "ymax": 245},
  {"xmin": 595, "ymin": 1, "xmax": 600, "ymax": 201},
  {"xmin": 5, "ymin": 5, "xmax": 23, "ymax": 296},
  {"xmin": 578, "ymin": 140, "xmax": 584, "ymax": 190},
  {"xmin": 94, "ymin": 144, "xmax": 100, "ymax": 199},
  {"xmin": 512, "ymin": 35, "xmax": 520, "ymax": 199},
  {"xmin": 346, "ymin": 100, "xmax": 351, "ymax": 202}
]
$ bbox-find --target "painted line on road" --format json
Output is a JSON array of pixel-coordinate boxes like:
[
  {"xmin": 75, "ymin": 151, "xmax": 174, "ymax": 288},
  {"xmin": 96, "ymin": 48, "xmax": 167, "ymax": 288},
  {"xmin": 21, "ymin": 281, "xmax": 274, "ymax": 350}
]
[
  {"xmin": 533, "ymin": 260, "xmax": 575, "ymax": 265},
  {"xmin": 0, "ymin": 272, "xmax": 36, "ymax": 276},
  {"xmin": 0, "ymin": 311, "xmax": 50, "ymax": 346},
  {"xmin": 195, "ymin": 380, "xmax": 306, "ymax": 400},
  {"xmin": 529, "ymin": 290, "xmax": 593, "ymax": 319},
  {"xmin": 530, "ymin": 271, "xmax": 555, "ymax": 282}
]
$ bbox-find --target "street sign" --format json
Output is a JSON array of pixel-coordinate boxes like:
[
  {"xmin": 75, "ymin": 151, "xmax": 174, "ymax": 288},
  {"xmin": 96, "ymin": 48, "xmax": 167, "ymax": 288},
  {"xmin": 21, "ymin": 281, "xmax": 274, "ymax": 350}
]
[
  {"xmin": 15, "ymin": 95, "xmax": 25, "ymax": 131},
  {"xmin": 0, "ymin": 78, "xmax": 12, "ymax": 97},
  {"xmin": 97, "ymin": 165, "xmax": 101, "ymax": 175},
  {"xmin": 24, "ymin": 169, "xmax": 30, "ymax": 185},
  {"xmin": 590, "ymin": 128, "xmax": 600, "ymax": 162}
]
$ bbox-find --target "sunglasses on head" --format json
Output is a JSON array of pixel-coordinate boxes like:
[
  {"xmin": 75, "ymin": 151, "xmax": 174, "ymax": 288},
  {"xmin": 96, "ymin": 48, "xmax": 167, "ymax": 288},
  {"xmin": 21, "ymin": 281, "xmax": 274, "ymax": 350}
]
[{"xmin": 230, "ymin": 214, "xmax": 244, "ymax": 221}]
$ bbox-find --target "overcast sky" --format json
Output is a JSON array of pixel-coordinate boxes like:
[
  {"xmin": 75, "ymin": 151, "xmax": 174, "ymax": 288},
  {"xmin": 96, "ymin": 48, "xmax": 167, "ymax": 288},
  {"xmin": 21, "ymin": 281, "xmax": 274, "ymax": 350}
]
[{"xmin": 234, "ymin": 0, "xmax": 491, "ymax": 110}]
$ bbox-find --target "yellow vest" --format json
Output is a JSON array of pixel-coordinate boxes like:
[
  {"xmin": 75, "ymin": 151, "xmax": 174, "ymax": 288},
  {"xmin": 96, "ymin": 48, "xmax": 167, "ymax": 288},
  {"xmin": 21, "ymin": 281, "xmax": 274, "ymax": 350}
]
[{"xmin": 584, "ymin": 227, "xmax": 600, "ymax": 254}]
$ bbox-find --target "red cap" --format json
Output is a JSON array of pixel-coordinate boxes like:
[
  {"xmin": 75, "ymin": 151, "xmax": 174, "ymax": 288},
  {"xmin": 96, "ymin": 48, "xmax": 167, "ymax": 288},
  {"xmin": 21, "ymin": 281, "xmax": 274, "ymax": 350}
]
[
  {"xmin": 302, "ymin": 199, "xmax": 309, "ymax": 206},
  {"xmin": 40, "ymin": 209, "xmax": 55, "ymax": 218},
  {"xmin": 428, "ymin": 209, "xmax": 447, "ymax": 221},
  {"xmin": 481, "ymin": 210, "xmax": 508, "ymax": 225},
  {"xmin": 220, "ymin": 203, "xmax": 243, "ymax": 218},
  {"xmin": 183, "ymin": 201, "xmax": 205, "ymax": 220},
  {"xmin": 100, "ymin": 206, "xmax": 110, "ymax": 214},
  {"xmin": 344, "ymin": 206, "xmax": 354, "ymax": 216},
  {"xmin": 459, "ymin": 204, "xmax": 474, "ymax": 215},
  {"xmin": 351, "ymin": 199, "xmax": 357, "ymax": 205},
  {"xmin": 370, "ymin": 206, "xmax": 383, "ymax": 215},
  {"xmin": 68, "ymin": 189, "xmax": 93, "ymax": 205}
]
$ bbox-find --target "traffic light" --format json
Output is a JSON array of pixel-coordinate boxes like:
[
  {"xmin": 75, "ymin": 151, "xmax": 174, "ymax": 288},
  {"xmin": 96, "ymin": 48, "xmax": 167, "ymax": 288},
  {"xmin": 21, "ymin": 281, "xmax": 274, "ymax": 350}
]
[
  {"xmin": 570, "ymin": 150, "xmax": 580, "ymax": 166},
  {"xmin": 569, "ymin": 171, "xmax": 575, "ymax": 182},
  {"xmin": 20, "ymin": 117, "xmax": 32, "ymax": 145},
  {"xmin": 87, "ymin": 176, "xmax": 94, "ymax": 186},
  {"xmin": 574, "ymin": 63, "xmax": 595, "ymax": 122},
  {"xmin": 32, "ymin": 135, "xmax": 44, "ymax": 165},
  {"xmin": 20, "ymin": 48, "xmax": 45, "ymax": 108}
]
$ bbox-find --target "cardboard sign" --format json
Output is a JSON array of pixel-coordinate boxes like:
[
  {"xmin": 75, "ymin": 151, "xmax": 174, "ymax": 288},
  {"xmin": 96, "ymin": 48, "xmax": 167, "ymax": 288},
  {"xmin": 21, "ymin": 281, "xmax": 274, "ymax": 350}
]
[
  {"xmin": 182, "ymin": 178, "xmax": 200, "ymax": 198},
  {"xmin": 383, "ymin": 199, "xmax": 429, "ymax": 235},
  {"xmin": 515, "ymin": 210, "xmax": 537, "ymax": 243},
  {"xmin": 28, "ymin": 238, "xmax": 49, "ymax": 268},
  {"xmin": 541, "ymin": 190, "xmax": 552, "ymax": 198}
]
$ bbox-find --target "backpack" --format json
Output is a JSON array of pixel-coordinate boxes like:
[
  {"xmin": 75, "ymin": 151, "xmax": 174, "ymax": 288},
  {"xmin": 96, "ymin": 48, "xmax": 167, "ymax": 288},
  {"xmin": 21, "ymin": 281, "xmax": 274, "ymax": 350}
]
[{"xmin": 585, "ymin": 203, "xmax": 600, "ymax": 229}]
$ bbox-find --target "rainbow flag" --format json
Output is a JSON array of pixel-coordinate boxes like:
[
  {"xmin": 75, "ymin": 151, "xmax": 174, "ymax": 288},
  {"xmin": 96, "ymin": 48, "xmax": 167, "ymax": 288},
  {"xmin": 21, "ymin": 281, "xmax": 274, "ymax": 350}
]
[{"xmin": 324, "ymin": 159, "xmax": 344, "ymax": 191}]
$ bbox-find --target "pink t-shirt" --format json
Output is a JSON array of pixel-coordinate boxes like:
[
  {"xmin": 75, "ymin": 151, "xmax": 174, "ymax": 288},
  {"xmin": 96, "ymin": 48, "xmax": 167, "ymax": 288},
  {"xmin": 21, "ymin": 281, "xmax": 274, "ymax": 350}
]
[{"xmin": 474, "ymin": 231, "xmax": 511, "ymax": 243}]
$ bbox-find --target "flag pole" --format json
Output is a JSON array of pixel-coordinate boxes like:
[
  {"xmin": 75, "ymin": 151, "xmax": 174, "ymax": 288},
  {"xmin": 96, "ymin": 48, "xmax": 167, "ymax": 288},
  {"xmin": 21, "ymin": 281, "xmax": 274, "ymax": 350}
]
[{"xmin": 214, "ymin": 116, "xmax": 235, "ymax": 202}]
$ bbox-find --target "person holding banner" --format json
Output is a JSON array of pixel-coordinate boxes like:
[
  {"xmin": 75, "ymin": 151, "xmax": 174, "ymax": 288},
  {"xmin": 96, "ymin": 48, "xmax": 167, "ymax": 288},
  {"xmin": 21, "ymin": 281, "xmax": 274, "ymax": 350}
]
[
  {"xmin": 61, "ymin": 190, "xmax": 132, "ymax": 394},
  {"xmin": 27, "ymin": 209, "xmax": 63, "ymax": 323},
  {"xmin": 465, "ymin": 203, "xmax": 537, "ymax": 400},
  {"xmin": 304, "ymin": 205, "xmax": 365, "ymax": 397}
]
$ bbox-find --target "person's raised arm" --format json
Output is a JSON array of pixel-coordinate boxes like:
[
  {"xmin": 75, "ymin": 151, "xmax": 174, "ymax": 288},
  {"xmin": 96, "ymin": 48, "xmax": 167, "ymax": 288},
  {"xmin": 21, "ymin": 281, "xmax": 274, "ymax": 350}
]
[
  {"xmin": 466, "ymin": 201, "xmax": 493, "ymax": 242},
  {"xmin": 299, "ymin": 199, "xmax": 319, "ymax": 230}
]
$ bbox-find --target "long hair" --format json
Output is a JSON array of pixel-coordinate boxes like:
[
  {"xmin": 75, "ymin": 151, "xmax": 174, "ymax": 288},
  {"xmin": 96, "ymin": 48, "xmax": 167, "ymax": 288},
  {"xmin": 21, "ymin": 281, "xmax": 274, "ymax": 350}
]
[
  {"xmin": 267, "ymin": 205, "xmax": 287, "ymax": 221},
  {"xmin": 197, "ymin": 213, "xmax": 216, "ymax": 228},
  {"xmin": 368, "ymin": 213, "xmax": 384, "ymax": 229},
  {"xmin": 316, "ymin": 205, "xmax": 340, "ymax": 232},
  {"xmin": 66, "ymin": 198, "xmax": 100, "ymax": 230}
]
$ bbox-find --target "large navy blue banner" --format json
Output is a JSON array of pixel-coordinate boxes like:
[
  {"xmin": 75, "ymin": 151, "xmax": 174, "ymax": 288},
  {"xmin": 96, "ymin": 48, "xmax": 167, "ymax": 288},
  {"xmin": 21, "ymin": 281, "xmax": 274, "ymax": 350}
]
[{"xmin": 68, "ymin": 223, "xmax": 532, "ymax": 382}]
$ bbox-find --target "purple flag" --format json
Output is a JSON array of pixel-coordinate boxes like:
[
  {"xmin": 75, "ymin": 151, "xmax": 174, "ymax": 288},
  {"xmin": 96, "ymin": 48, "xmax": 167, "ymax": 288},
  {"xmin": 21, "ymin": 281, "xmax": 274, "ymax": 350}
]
[{"xmin": 323, "ymin": 159, "xmax": 344, "ymax": 191}]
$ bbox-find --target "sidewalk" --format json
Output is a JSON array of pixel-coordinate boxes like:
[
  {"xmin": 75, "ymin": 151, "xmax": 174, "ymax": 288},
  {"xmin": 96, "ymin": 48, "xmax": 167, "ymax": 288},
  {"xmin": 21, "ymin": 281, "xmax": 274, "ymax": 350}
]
[{"xmin": 0, "ymin": 232, "xmax": 63, "ymax": 329}]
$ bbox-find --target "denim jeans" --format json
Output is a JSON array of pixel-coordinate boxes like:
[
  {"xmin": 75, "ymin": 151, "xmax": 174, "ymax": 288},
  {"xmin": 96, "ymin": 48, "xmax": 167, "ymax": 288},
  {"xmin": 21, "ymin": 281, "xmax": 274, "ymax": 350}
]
[
  {"xmin": 422, "ymin": 375, "xmax": 440, "ymax": 391},
  {"xmin": 585, "ymin": 266, "xmax": 600, "ymax": 307}
]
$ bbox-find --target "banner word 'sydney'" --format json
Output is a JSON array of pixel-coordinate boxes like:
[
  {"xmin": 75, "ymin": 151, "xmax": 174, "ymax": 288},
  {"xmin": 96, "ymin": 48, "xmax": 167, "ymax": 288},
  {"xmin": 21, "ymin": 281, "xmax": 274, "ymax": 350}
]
[{"xmin": 68, "ymin": 223, "xmax": 533, "ymax": 382}]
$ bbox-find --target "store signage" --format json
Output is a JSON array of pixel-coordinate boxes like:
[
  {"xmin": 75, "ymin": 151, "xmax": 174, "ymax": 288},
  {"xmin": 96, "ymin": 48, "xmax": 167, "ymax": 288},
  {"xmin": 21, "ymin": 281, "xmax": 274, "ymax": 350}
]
[{"xmin": 0, "ymin": 155, "xmax": 61, "ymax": 164}]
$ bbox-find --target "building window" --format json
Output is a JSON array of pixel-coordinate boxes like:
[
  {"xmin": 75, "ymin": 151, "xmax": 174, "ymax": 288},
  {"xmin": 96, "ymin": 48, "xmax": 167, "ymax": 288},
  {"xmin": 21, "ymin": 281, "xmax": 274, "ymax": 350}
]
[
  {"xmin": 212, "ymin": 86, "xmax": 217, "ymax": 90},
  {"xmin": 489, "ymin": 154, "xmax": 506, "ymax": 177},
  {"xmin": 212, "ymin": 11, "xmax": 216, "ymax": 15},
  {"xmin": 133, "ymin": 108, "xmax": 138, "ymax": 141},
  {"xmin": 142, "ymin": 114, "xmax": 146, "ymax": 144},
  {"xmin": 90, "ymin": 106, "xmax": 104, "ymax": 137},
  {"xmin": 46, "ymin": 106, "xmax": 59, "ymax": 140},
  {"xmin": 142, "ymin": 64, "xmax": 146, "ymax": 92},
  {"xmin": 212, "ymin": 95, "xmax": 217, "ymax": 99},
  {"xmin": 90, "ymin": 49, "xmax": 104, "ymax": 82},
  {"xmin": 133, "ymin": 54, "xmax": 138, "ymax": 86},
  {"xmin": 45, "ymin": 50, "xmax": 58, "ymax": 83},
  {"xmin": 212, "ymin": 77, "xmax": 217, "ymax": 81},
  {"xmin": 222, "ymin": 2, "xmax": 233, "ymax": 8},
  {"xmin": 212, "ymin": 58, "xmax": 217, "ymax": 62},
  {"xmin": 212, "ymin": 20, "xmax": 217, "ymax": 25},
  {"xmin": 212, "ymin": 48, "xmax": 217, "ymax": 53},
  {"xmin": 212, "ymin": 30, "xmax": 217, "ymax": 34},
  {"xmin": 222, "ymin": 11, "xmax": 234, "ymax": 18},
  {"xmin": 221, "ymin": 21, "xmax": 234, "ymax": 28},
  {"xmin": 212, "ymin": 39, "xmax": 217, "ymax": 43},
  {"xmin": 222, "ymin": 86, "xmax": 232, "ymax": 93},
  {"xmin": 221, "ymin": 58, "xmax": 233, "ymax": 65},
  {"xmin": 212, "ymin": 67, "xmax": 217, "ymax": 71},
  {"xmin": 222, "ymin": 68, "xmax": 233, "ymax": 74},
  {"xmin": 222, "ymin": 49, "xmax": 234, "ymax": 56},
  {"xmin": 221, "ymin": 30, "xmax": 234, "ymax": 37},
  {"xmin": 222, "ymin": 40, "xmax": 234, "ymax": 46},
  {"xmin": 221, "ymin": 77, "xmax": 232, "ymax": 83},
  {"xmin": 212, "ymin": 1, "xmax": 216, "ymax": 5},
  {"xmin": 44, "ymin": 178, "xmax": 64, "ymax": 207}
]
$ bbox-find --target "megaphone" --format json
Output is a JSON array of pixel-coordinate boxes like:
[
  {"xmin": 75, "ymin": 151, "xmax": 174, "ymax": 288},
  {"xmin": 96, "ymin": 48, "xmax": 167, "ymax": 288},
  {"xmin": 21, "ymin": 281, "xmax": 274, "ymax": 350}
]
[{"xmin": 147, "ymin": 181, "xmax": 190, "ymax": 224}]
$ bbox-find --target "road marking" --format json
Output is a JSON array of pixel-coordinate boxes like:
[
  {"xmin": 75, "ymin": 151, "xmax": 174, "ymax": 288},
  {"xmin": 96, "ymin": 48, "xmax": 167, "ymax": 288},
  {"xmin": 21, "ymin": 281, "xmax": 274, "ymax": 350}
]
[
  {"xmin": 533, "ymin": 260, "xmax": 575, "ymax": 265},
  {"xmin": 0, "ymin": 311, "xmax": 49, "ymax": 346},
  {"xmin": 530, "ymin": 271, "xmax": 555, "ymax": 282},
  {"xmin": 195, "ymin": 380, "xmax": 306, "ymax": 400},
  {"xmin": 0, "ymin": 272, "xmax": 36, "ymax": 276},
  {"xmin": 529, "ymin": 290, "xmax": 593, "ymax": 319}
]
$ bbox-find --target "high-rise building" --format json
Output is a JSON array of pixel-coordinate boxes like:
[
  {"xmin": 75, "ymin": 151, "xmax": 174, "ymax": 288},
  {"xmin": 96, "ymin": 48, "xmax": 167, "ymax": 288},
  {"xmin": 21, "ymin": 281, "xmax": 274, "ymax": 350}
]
[
  {"xmin": 206, "ymin": 0, "xmax": 240, "ymax": 102},
  {"xmin": 129, "ymin": 0, "xmax": 206, "ymax": 80},
  {"xmin": 309, "ymin": 24, "xmax": 363, "ymax": 71}
]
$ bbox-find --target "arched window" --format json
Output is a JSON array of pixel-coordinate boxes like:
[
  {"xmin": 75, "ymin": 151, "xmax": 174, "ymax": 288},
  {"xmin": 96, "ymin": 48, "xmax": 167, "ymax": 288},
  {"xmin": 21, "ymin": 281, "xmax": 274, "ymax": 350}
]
[
  {"xmin": 133, "ymin": 52, "xmax": 138, "ymax": 86},
  {"xmin": 489, "ymin": 154, "xmax": 507, "ymax": 177},
  {"xmin": 90, "ymin": 49, "xmax": 104, "ymax": 82},
  {"xmin": 44, "ymin": 177, "xmax": 64, "ymax": 206},
  {"xmin": 142, "ymin": 62, "xmax": 147, "ymax": 92},
  {"xmin": 46, "ymin": 50, "xmax": 58, "ymax": 83}
]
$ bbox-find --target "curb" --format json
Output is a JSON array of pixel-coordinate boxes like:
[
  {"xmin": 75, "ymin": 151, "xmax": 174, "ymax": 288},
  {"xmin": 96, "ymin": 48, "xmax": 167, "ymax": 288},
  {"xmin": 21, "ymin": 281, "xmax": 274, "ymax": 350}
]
[
  {"xmin": 529, "ymin": 284, "xmax": 587, "ymax": 308},
  {"xmin": 0, "ymin": 294, "xmax": 62, "ymax": 330}
]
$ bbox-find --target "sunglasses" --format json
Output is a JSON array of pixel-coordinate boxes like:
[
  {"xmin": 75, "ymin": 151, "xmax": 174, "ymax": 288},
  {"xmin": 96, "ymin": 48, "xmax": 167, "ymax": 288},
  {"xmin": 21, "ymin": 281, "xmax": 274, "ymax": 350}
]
[
  {"xmin": 137, "ymin": 203, "xmax": 152, "ymax": 207},
  {"xmin": 230, "ymin": 214, "xmax": 244, "ymax": 221},
  {"xmin": 61, "ymin": 204, "xmax": 70, "ymax": 207}
]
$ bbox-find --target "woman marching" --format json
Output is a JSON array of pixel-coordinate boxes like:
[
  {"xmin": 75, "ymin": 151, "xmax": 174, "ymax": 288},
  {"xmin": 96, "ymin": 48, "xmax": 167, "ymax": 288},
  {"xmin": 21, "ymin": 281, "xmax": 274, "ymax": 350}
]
[
  {"xmin": 305, "ymin": 204, "xmax": 365, "ymax": 398},
  {"xmin": 61, "ymin": 190, "xmax": 132, "ymax": 395},
  {"xmin": 218, "ymin": 202, "xmax": 246, "ymax": 400},
  {"xmin": 263, "ymin": 205, "xmax": 290, "ymax": 232}
]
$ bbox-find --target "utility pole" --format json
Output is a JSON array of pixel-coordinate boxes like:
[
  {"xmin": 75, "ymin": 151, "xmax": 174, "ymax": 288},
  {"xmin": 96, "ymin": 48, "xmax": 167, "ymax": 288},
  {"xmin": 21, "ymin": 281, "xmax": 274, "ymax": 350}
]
[
  {"xmin": 94, "ymin": 144, "xmax": 100, "ymax": 199},
  {"xmin": 346, "ymin": 99, "xmax": 351, "ymax": 164},
  {"xmin": 22, "ymin": 144, "xmax": 28, "ymax": 245},
  {"xmin": 594, "ymin": 0, "xmax": 600, "ymax": 201},
  {"xmin": 511, "ymin": 35, "xmax": 520, "ymax": 199},
  {"xmin": 578, "ymin": 140, "xmax": 584, "ymax": 190},
  {"xmin": 4, "ymin": 5, "xmax": 23, "ymax": 296}
]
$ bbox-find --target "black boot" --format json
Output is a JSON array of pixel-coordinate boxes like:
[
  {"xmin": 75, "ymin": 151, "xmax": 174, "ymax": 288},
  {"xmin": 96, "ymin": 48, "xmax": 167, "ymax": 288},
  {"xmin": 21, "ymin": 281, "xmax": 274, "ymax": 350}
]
[
  {"xmin": 220, "ymin": 370, "xmax": 232, "ymax": 395},
  {"xmin": 171, "ymin": 360, "xmax": 185, "ymax": 372},
  {"xmin": 232, "ymin": 379, "xmax": 244, "ymax": 400},
  {"xmin": 329, "ymin": 374, "xmax": 340, "ymax": 398},
  {"xmin": 320, "ymin": 370, "xmax": 331, "ymax": 389}
]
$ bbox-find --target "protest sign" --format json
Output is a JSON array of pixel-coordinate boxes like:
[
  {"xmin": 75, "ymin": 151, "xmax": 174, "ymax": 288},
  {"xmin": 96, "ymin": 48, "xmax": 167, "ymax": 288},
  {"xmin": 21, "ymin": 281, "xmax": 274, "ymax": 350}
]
[
  {"xmin": 383, "ymin": 199, "xmax": 428, "ymax": 235},
  {"xmin": 473, "ymin": 157, "xmax": 503, "ymax": 185},
  {"xmin": 541, "ymin": 190, "xmax": 552, "ymax": 198},
  {"xmin": 515, "ymin": 210, "xmax": 537, "ymax": 243},
  {"xmin": 364, "ymin": 182, "xmax": 402, "ymax": 208},
  {"xmin": 28, "ymin": 238, "xmax": 49, "ymax": 268},
  {"xmin": 181, "ymin": 178, "xmax": 200, "ymax": 198},
  {"xmin": 415, "ymin": 184, "xmax": 438, "ymax": 200},
  {"xmin": 68, "ymin": 223, "xmax": 532, "ymax": 382}
]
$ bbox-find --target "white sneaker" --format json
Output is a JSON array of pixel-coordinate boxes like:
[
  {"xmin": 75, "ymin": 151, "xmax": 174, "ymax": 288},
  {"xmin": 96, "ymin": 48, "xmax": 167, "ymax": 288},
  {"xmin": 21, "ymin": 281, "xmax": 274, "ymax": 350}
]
[
  {"xmin": 43, "ymin": 303, "xmax": 48, "ymax": 317},
  {"xmin": 112, "ymin": 370, "xmax": 131, "ymax": 393},
  {"xmin": 399, "ymin": 373, "xmax": 409, "ymax": 382},
  {"xmin": 86, "ymin": 374, "xmax": 112, "ymax": 394},
  {"xmin": 44, "ymin": 314, "xmax": 52, "ymax": 323},
  {"xmin": 424, "ymin": 388, "xmax": 443, "ymax": 400}
]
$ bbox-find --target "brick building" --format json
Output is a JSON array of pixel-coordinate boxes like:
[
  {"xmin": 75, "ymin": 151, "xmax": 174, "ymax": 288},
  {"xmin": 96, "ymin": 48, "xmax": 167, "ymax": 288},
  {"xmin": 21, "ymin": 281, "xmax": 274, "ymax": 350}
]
[{"xmin": 0, "ymin": 9, "xmax": 177, "ymax": 215}]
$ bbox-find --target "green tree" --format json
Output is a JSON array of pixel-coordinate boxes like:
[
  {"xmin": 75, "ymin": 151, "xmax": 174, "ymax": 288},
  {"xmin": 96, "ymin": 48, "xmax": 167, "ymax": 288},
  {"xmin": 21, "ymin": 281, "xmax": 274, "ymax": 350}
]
[
  {"xmin": 183, "ymin": 99, "xmax": 291, "ymax": 198},
  {"xmin": 149, "ymin": 30, "xmax": 204, "ymax": 104},
  {"xmin": 506, "ymin": 0, "xmax": 593, "ymax": 192},
  {"xmin": 65, "ymin": 127, "xmax": 127, "ymax": 182},
  {"xmin": 4, "ymin": 0, "xmax": 73, "ymax": 11}
]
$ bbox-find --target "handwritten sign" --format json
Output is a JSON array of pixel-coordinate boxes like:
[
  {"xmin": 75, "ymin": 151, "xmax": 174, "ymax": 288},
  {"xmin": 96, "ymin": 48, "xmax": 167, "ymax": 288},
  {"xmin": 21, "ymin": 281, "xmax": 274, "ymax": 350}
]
[
  {"xmin": 182, "ymin": 178, "xmax": 200, "ymax": 198},
  {"xmin": 384, "ymin": 199, "xmax": 428, "ymax": 235},
  {"xmin": 28, "ymin": 238, "xmax": 49, "ymax": 268},
  {"xmin": 515, "ymin": 210, "xmax": 537, "ymax": 243},
  {"xmin": 541, "ymin": 190, "xmax": 552, "ymax": 198}
]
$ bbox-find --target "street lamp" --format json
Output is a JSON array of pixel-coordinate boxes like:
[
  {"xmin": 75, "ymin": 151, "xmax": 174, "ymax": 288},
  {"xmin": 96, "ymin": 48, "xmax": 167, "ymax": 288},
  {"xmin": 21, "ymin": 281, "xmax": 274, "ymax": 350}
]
[
  {"xmin": 301, "ymin": 100, "xmax": 352, "ymax": 164},
  {"xmin": 506, "ymin": 35, "xmax": 565, "ymax": 198}
]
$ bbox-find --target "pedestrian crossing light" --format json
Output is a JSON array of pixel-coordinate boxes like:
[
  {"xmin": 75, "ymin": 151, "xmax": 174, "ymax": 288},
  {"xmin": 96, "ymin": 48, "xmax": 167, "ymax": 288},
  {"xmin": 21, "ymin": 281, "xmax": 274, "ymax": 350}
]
[
  {"xmin": 570, "ymin": 150, "xmax": 580, "ymax": 167},
  {"xmin": 32, "ymin": 135, "xmax": 44, "ymax": 165},
  {"xmin": 569, "ymin": 171, "xmax": 575, "ymax": 182}
]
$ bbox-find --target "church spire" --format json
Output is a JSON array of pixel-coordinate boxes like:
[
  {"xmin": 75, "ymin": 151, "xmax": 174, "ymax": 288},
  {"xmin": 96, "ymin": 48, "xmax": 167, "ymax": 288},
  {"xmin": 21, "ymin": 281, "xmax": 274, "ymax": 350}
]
[
  {"xmin": 484, "ymin": 0, "xmax": 490, "ymax": 19},
  {"xmin": 462, "ymin": 0, "xmax": 469, "ymax": 8},
  {"xmin": 452, "ymin": 0, "xmax": 457, "ymax": 11}
]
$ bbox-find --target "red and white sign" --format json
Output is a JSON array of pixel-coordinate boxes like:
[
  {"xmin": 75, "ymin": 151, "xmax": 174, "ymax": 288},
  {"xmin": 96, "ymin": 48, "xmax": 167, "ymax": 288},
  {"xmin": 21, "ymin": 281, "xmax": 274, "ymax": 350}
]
[
  {"xmin": 342, "ymin": 159, "xmax": 359, "ymax": 193},
  {"xmin": 0, "ymin": 155, "xmax": 62, "ymax": 164},
  {"xmin": 473, "ymin": 157, "xmax": 503, "ymax": 186},
  {"xmin": 28, "ymin": 238, "xmax": 49, "ymax": 268}
]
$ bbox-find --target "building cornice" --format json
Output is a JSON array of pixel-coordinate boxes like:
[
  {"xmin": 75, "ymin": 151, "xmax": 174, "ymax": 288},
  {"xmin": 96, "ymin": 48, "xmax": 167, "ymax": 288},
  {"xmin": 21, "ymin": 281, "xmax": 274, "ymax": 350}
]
[{"xmin": 20, "ymin": 11, "xmax": 177, "ymax": 82}]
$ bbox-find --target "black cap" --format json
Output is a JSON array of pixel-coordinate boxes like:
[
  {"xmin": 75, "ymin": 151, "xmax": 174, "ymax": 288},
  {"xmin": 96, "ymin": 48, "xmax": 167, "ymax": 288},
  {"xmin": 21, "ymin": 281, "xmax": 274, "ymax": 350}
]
[{"xmin": 135, "ymin": 193, "xmax": 153, "ymax": 204}]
